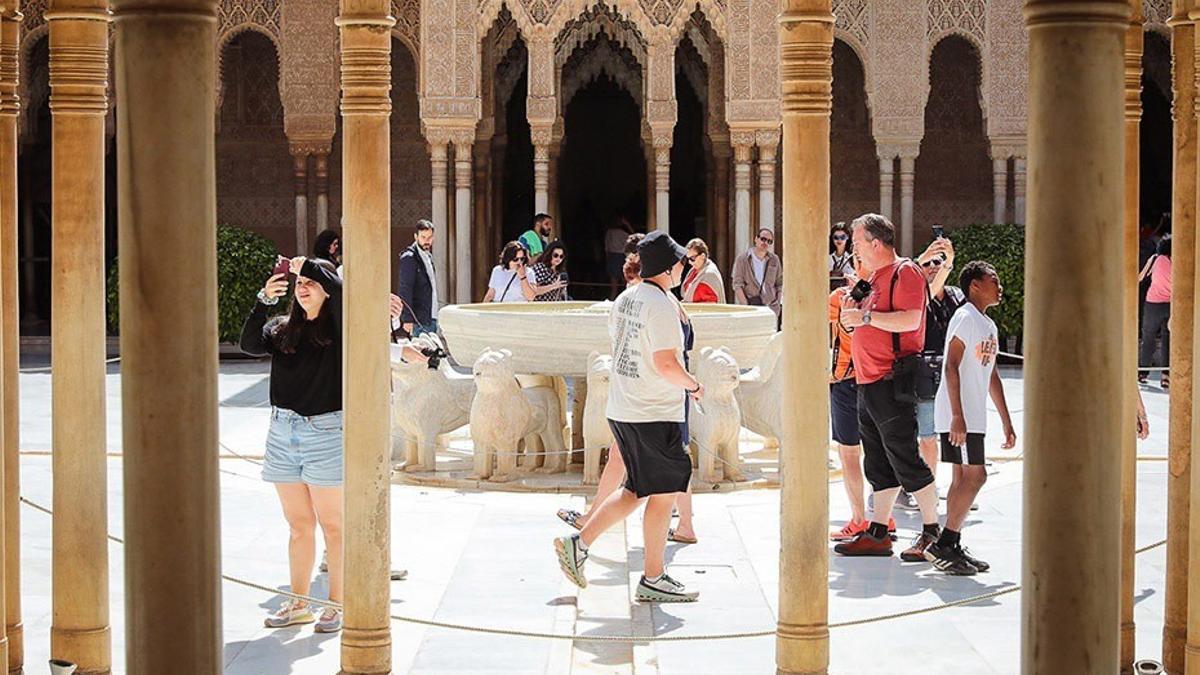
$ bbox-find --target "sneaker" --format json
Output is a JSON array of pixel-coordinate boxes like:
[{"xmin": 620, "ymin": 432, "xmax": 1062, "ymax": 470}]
[
  {"xmin": 554, "ymin": 534, "xmax": 588, "ymax": 589},
  {"xmin": 314, "ymin": 607, "xmax": 342, "ymax": 633},
  {"xmin": 636, "ymin": 573, "xmax": 699, "ymax": 603},
  {"xmin": 895, "ymin": 491, "xmax": 920, "ymax": 512},
  {"xmin": 900, "ymin": 530, "xmax": 939, "ymax": 562},
  {"xmin": 830, "ymin": 520, "xmax": 868, "ymax": 542},
  {"xmin": 264, "ymin": 599, "xmax": 315, "ymax": 628},
  {"xmin": 924, "ymin": 541, "xmax": 979, "ymax": 576},
  {"xmin": 833, "ymin": 530, "xmax": 893, "ymax": 557},
  {"xmin": 959, "ymin": 547, "xmax": 990, "ymax": 573},
  {"xmin": 887, "ymin": 518, "xmax": 898, "ymax": 541}
]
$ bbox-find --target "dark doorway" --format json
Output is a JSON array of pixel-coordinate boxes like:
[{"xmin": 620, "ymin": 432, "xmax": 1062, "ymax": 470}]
[
  {"xmin": 670, "ymin": 44, "xmax": 707, "ymax": 247},
  {"xmin": 500, "ymin": 71, "xmax": 534, "ymax": 245},
  {"xmin": 1141, "ymin": 31, "xmax": 1171, "ymax": 231},
  {"xmin": 558, "ymin": 77, "xmax": 646, "ymax": 299}
]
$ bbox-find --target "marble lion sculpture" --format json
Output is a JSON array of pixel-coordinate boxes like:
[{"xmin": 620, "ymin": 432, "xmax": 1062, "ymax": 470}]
[
  {"xmin": 470, "ymin": 348, "xmax": 568, "ymax": 482},
  {"xmin": 581, "ymin": 352, "xmax": 614, "ymax": 485},
  {"xmin": 389, "ymin": 341, "xmax": 475, "ymax": 472},
  {"xmin": 690, "ymin": 346, "xmax": 746, "ymax": 484},
  {"xmin": 734, "ymin": 332, "xmax": 783, "ymax": 446}
]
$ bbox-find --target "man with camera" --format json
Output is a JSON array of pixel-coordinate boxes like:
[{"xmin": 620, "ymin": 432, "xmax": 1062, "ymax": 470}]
[{"xmin": 834, "ymin": 214, "xmax": 942, "ymax": 562}]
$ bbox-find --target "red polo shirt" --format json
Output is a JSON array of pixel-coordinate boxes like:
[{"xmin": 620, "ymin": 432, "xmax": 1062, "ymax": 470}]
[{"xmin": 851, "ymin": 259, "xmax": 927, "ymax": 385}]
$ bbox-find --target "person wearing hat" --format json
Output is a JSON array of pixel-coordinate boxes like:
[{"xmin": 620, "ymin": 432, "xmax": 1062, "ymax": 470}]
[{"xmin": 553, "ymin": 231, "xmax": 704, "ymax": 603}]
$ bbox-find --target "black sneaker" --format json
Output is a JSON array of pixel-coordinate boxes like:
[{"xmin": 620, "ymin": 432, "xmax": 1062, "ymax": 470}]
[
  {"xmin": 925, "ymin": 541, "xmax": 979, "ymax": 576},
  {"xmin": 900, "ymin": 530, "xmax": 939, "ymax": 562},
  {"xmin": 959, "ymin": 546, "xmax": 990, "ymax": 573}
]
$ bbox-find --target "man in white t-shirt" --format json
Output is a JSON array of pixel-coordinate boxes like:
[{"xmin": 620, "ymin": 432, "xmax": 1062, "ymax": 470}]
[
  {"xmin": 554, "ymin": 231, "xmax": 705, "ymax": 603},
  {"xmin": 928, "ymin": 261, "xmax": 1016, "ymax": 576}
]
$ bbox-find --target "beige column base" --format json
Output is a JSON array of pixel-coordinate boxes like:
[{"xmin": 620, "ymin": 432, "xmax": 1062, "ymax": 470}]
[{"xmin": 50, "ymin": 627, "xmax": 110, "ymax": 675}]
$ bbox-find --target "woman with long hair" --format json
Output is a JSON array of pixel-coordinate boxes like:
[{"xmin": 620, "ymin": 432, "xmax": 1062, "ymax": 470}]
[
  {"xmin": 312, "ymin": 229, "xmax": 342, "ymax": 269},
  {"xmin": 525, "ymin": 240, "xmax": 570, "ymax": 301},
  {"xmin": 1138, "ymin": 236, "xmax": 1172, "ymax": 388},
  {"xmin": 239, "ymin": 256, "xmax": 347, "ymax": 633},
  {"xmin": 483, "ymin": 241, "xmax": 531, "ymax": 303},
  {"xmin": 828, "ymin": 221, "xmax": 853, "ymax": 287}
]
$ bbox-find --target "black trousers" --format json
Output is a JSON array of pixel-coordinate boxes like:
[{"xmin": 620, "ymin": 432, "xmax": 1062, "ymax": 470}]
[
  {"xmin": 857, "ymin": 380, "xmax": 935, "ymax": 493},
  {"xmin": 1139, "ymin": 301, "xmax": 1170, "ymax": 370}
]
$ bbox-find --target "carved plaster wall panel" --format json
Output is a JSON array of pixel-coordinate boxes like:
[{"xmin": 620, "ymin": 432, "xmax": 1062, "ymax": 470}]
[
  {"xmin": 833, "ymin": 0, "xmax": 868, "ymax": 56},
  {"xmin": 392, "ymin": 0, "xmax": 421, "ymax": 57},
  {"xmin": 926, "ymin": 0, "xmax": 985, "ymax": 47},
  {"xmin": 869, "ymin": 0, "xmax": 928, "ymax": 144},
  {"xmin": 279, "ymin": 0, "xmax": 338, "ymax": 145},
  {"xmin": 218, "ymin": 0, "xmax": 281, "ymax": 39},
  {"xmin": 1143, "ymin": 0, "xmax": 1169, "ymax": 32},
  {"xmin": 983, "ymin": 0, "xmax": 1026, "ymax": 141}
]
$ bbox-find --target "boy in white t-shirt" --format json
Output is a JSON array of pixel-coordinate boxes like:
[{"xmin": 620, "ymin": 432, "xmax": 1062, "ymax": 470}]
[{"xmin": 928, "ymin": 261, "xmax": 1017, "ymax": 576}]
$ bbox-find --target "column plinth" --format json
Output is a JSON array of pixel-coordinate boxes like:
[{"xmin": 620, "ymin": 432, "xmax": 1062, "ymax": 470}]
[{"xmin": 776, "ymin": 3, "xmax": 832, "ymax": 674}]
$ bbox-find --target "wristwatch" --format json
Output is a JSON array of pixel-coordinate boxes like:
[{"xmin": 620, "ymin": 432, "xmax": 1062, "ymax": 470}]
[{"xmin": 862, "ymin": 311, "xmax": 872, "ymax": 326}]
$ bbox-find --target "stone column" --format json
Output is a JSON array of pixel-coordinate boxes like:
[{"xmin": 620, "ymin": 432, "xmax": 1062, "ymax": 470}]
[
  {"xmin": 878, "ymin": 155, "xmax": 894, "ymax": 221},
  {"xmin": 337, "ymin": 2, "xmax": 393, "ymax": 672},
  {"xmin": 451, "ymin": 128, "xmax": 474, "ymax": 304},
  {"xmin": 1014, "ymin": 156, "xmax": 1027, "ymax": 225},
  {"xmin": 1121, "ymin": 4, "xmax": 1142, "ymax": 672},
  {"xmin": 428, "ymin": 130, "xmax": 451, "ymax": 302},
  {"xmin": 733, "ymin": 135, "xmax": 753, "ymax": 255},
  {"xmin": 315, "ymin": 150, "xmax": 330, "ymax": 232},
  {"xmin": 1166, "ymin": 3, "xmax": 1196, "ymax": 671},
  {"xmin": 112, "ymin": 0, "xmax": 222, "ymax": 670},
  {"xmin": 473, "ymin": 139, "xmax": 490, "ymax": 300},
  {"xmin": 898, "ymin": 151, "xmax": 916, "ymax": 256},
  {"xmin": 531, "ymin": 125, "xmax": 551, "ymax": 215},
  {"xmin": 48, "ymin": 2, "xmax": 111, "ymax": 671},
  {"xmin": 1023, "ymin": 1, "xmax": 1129, "ymax": 673},
  {"xmin": 654, "ymin": 140, "xmax": 671, "ymax": 233},
  {"xmin": 776, "ymin": 1, "xmax": 832, "ymax": 672},
  {"xmin": 548, "ymin": 138, "xmax": 561, "ymax": 222},
  {"xmin": 291, "ymin": 149, "xmax": 310, "ymax": 254},
  {"xmin": 0, "ymin": 2, "xmax": 14, "ymax": 671},
  {"xmin": 644, "ymin": 139, "xmax": 656, "ymax": 229},
  {"xmin": 992, "ymin": 155, "xmax": 1009, "ymax": 223},
  {"xmin": 712, "ymin": 138, "xmax": 731, "ymax": 273},
  {"xmin": 757, "ymin": 129, "xmax": 779, "ymax": 233}
]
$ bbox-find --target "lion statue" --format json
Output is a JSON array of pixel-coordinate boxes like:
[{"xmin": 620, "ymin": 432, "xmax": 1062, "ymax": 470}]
[
  {"xmin": 469, "ymin": 348, "xmax": 568, "ymax": 482},
  {"xmin": 689, "ymin": 346, "xmax": 745, "ymax": 484}
]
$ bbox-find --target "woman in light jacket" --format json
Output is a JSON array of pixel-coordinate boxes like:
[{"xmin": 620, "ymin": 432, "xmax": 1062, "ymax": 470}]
[{"xmin": 681, "ymin": 238, "xmax": 726, "ymax": 303}]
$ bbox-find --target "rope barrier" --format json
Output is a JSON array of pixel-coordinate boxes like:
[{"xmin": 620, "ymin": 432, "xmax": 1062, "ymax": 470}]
[{"xmin": 15, "ymin": 491, "xmax": 1170, "ymax": 643}]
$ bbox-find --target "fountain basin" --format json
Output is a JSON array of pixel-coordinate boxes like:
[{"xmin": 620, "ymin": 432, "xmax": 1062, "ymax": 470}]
[{"xmin": 439, "ymin": 301, "xmax": 778, "ymax": 376}]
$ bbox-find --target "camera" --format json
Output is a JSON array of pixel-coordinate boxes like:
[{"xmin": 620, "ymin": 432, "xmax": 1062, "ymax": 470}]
[
  {"xmin": 849, "ymin": 279, "xmax": 873, "ymax": 303},
  {"xmin": 414, "ymin": 334, "xmax": 449, "ymax": 370}
]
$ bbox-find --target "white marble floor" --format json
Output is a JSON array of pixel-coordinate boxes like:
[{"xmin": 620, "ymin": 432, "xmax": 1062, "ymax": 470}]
[{"xmin": 13, "ymin": 363, "xmax": 1173, "ymax": 674}]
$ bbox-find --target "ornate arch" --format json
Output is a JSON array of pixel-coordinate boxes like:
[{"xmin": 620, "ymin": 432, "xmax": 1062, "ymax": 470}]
[
  {"xmin": 834, "ymin": 29, "xmax": 870, "ymax": 101},
  {"xmin": 16, "ymin": 27, "xmax": 48, "ymax": 141},
  {"xmin": 391, "ymin": 0, "xmax": 420, "ymax": 61},
  {"xmin": 926, "ymin": 0, "xmax": 985, "ymax": 49},
  {"xmin": 546, "ymin": 0, "xmax": 657, "ymax": 55},
  {"xmin": 926, "ymin": 32, "xmax": 986, "ymax": 121},
  {"xmin": 561, "ymin": 35, "xmax": 644, "ymax": 110},
  {"xmin": 217, "ymin": 0, "xmax": 281, "ymax": 38},
  {"xmin": 554, "ymin": 1, "xmax": 649, "ymax": 67},
  {"xmin": 216, "ymin": 24, "xmax": 285, "ymax": 116},
  {"xmin": 665, "ymin": 1, "xmax": 727, "ymax": 47},
  {"xmin": 1143, "ymin": 0, "xmax": 1169, "ymax": 32}
]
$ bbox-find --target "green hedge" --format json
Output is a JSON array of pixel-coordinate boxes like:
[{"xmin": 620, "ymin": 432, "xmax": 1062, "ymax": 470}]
[
  {"xmin": 946, "ymin": 223, "xmax": 1025, "ymax": 342},
  {"xmin": 107, "ymin": 224, "xmax": 281, "ymax": 343}
]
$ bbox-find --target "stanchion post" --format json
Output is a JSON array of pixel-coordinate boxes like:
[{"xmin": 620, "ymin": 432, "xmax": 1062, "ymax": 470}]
[
  {"xmin": 1022, "ymin": 1, "xmax": 1129, "ymax": 672},
  {"xmin": 776, "ymin": 1, "xmax": 832, "ymax": 673}
]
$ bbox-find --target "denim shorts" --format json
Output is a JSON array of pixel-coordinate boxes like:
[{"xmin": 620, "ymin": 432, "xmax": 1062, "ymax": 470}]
[
  {"xmin": 262, "ymin": 408, "xmax": 344, "ymax": 487},
  {"xmin": 916, "ymin": 398, "xmax": 936, "ymax": 440}
]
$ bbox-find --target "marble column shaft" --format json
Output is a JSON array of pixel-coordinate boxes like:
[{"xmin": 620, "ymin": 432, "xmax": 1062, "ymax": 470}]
[
  {"xmin": 1014, "ymin": 157, "xmax": 1027, "ymax": 225},
  {"xmin": 733, "ymin": 141, "xmax": 752, "ymax": 255},
  {"xmin": 898, "ymin": 154, "xmax": 915, "ymax": 256},
  {"xmin": 654, "ymin": 143, "xmax": 670, "ymax": 233},
  {"xmin": 0, "ymin": 2, "xmax": 15, "ymax": 671},
  {"xmin": 338, "ymin": 3, "xmax": 394, "ymax": 672},
  {"xmin": 758, "ymin": 133, "xmax": 778, "ymax": 234},
  {"xmin": 112, "ymin": 0, "xmax": 223, "ymax": 670},
  {"xmin": 1167, "ymin": 3, "xmax": 1197, "ymax": 671},
  {"xmin": 1022, "ymin": 1, "xmax": 1129, "ymax": 672},
  {"xmin": 776, "ymin": 1, "xmax": 832, "ymax": 672},
  {"xmin": 315, "ymin": 151, "xmax": 330, "ymax": 233},
  {"xmin": 992, "ymin": 156, "xmax": 1009, "ymax": 223},
  {"xmin": 878, "ymin": 156, "xmax": 894, "ymax": 221},
  {"xmin": 292, "ymin": 151, "xmax": 309, "ymax": 255},
  {"xmin": 48, "ymin": 3, "xmax": 111, "ymax": 671},
  {"xmin": 452, "ymin": 133, "xmax": 473, "ymax": 304},
  {"xmin": 429, "ymin": 136, "xmax": 450, "ymax": 303}
]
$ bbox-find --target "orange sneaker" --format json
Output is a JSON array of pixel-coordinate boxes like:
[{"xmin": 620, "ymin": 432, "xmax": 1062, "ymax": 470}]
[
  {"xmin": 888, "ymin": 518, "xmax": 898, "ymax": 541},
  {"xmin": 830, "ymin": 520, "xmax": 868, "ymax": 541}
]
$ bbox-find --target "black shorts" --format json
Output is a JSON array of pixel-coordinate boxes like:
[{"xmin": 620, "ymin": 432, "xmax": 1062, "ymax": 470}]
[
  {"xmin": 830, "ymin": 380, "xmax": 860, "ymax": 446},
  {"xmin": 857, "ymin": 380, "xmax": 935, "ymax": 493},
  {"xmin": 608, "ymin": 419, "xmax": 692, "ymax": 498},
  {"xmin": 940, "ymin": 433, "xmax": 986, "ymax": 465}
]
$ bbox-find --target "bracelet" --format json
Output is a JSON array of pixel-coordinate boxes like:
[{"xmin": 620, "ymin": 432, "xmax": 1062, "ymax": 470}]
[
  {"xmin": 256, "ymin": 289, "xmax": 280, "ymax": 306},
  {"xmin": 687, "ymin": 383, "xmax": 700, "ymax": 394}
]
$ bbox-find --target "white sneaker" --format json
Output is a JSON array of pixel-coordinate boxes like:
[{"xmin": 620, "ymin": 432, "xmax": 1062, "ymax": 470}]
[
  {"xmin": 314, "ymin": 607, "xmax": 342, "ymax": 633},
  {"xmin": 265, "ymin": 599, "xmax": 315, "ymax": 628},
  {"xmin": 636, "ymin": 573, "xmax": 699, "ymax": 603},
  {"xmin": 554, "ymin": 534, "xmax": 588, "ymax": 588}
]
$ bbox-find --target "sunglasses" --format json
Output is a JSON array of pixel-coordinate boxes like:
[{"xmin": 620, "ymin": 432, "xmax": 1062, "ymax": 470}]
[
  {"xmin": 832, "ymin": 234, "xmax": 848, "ymax": 241},
  {"xmin": 687, "ymin": 255, "xmax": 701, "ymax": 263},
  {"xmin": 921, "ymin": 258, "xmax": 944, "ymax": 268},
  {"xmin": 552, "ymin": 252, "xmax": 564, "ymax": 259},
  {"xmin": 759, "ymin": 236, "xmax": 774, "ymax": 244},
  {"xmin": 514, "ymin": 256, "xmax": 527, "ymax": 263}
]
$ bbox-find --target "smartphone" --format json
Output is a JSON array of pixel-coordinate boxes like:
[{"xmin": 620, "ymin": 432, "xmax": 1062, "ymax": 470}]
[
  {"xmin": 932, "ymin": 225, "xmax": 945, "ymax": 239},
  {"xmin": 272, "ymin": 255, "xmax": 290, "ymax": 278}
]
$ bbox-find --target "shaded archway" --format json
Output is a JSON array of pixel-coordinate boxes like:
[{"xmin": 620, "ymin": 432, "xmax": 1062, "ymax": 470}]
[
  {"xmin": 670, "ymin": 34, "xmax": 707, "ymax": 247},
  {"xmin": 215, "ymin": 30, "xmax": 291, "ymax": 252},
  {"xmin": 1140, "ymin": 31, "xmax": 1171, "ymax": 230},
  {"xmin": 914, "ymin": 35, "xmax": 992, "ymax": 240},
  {"xmin": 16, "ymin": 35, "xmax": 50, "ymax": 329},
  {"xmin": 558, "ymin": 35, "xmax": 646, "ymax": 299},
  {"xmin": 831, "ymin": 38, "xmax": 878, "ymax": 225}
]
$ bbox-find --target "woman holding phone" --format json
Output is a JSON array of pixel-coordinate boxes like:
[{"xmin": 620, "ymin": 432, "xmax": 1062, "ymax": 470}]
[
  {"xmin": 525, "ymin": 240, "xmax": 570, "ymax": 301},
  {"xmin": 483, "ymin": 241, "xmax": 532, "ymax": 303}
]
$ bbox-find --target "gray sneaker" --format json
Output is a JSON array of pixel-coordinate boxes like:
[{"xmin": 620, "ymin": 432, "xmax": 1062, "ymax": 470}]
[
  {"xmin": 636, "ymin": 573, "xmax": 699, "ymax": 603},
  {"xmin": 554, "ymin": 534, "xmax": 588, "ymax": 588},
  {"xmin": 896, "ymin": 490, "xmax": 920, "ymax": 511},
  {"xmin": 264, "ymin": 599, "xmax": 315, "ymax": 628},
  {"xmin": 314, "ymin": 607, "xmax": 342, "ymax": 633}
]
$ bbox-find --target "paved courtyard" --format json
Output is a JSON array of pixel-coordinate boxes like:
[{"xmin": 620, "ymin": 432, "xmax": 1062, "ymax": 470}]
[{"xmin": 15, "ymin": 358, "xmax": 1173, "ymax": 674}]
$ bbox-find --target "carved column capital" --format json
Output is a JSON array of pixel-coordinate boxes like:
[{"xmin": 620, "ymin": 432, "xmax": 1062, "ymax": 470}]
[
  {"xmin": 48, "ymin": 9, "xmax": 110, "ymax": 117},
  {"xmin": 755, "ymin": 128, "xmax": 781, "ymax": 152},
  {"xmin": 338, "ymin": 12, "xmax": 394, "ymax": 119},
  {"xmin": 529, "ymin": 123, "xmax": 553, "ymax": 149},
  {"xmin": 0, "ymin": 5, "xmax": 21, "ymax": 118},
  {"xmin": 730, "ymin": 128, "xmax": 757, "ymax": 149}
]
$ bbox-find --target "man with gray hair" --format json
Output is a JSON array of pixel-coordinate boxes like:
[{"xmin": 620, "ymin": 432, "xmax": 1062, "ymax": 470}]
[{"xmin": 834, "ymin": 213, "xmax": 942, "ymax": 564}]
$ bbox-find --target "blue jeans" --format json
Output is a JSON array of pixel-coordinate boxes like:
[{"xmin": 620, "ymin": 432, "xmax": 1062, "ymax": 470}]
[
  {"xmin": 414, "ymin": 319, "xmax": 439, "ymax": 337},
  {"xmin": 262, "ymin": 408, "xmax": 344, "ymax": 487}
]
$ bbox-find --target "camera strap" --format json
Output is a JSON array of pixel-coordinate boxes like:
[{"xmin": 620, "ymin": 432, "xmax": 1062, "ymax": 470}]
[{"xmin": 886, "ymin": 258, "xmax": 926, "ymax": 359}]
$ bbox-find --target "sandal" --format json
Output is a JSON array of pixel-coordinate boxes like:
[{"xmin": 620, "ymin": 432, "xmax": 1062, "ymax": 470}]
[
  {"xmin": 556, "ymin": 508, "xmax": 584, "ymax": 531},
  {"xmin": 1162, "ymin": 376, "xmax": 1170, "ymax": 390},
  {"xmin": 668, "ymin": 528, "xmax": 698, "ymax": 545}
]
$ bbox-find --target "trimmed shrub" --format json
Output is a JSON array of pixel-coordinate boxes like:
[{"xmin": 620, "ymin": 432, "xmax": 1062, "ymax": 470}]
[
  {"xmin": 107, "ymin": 224, "xmax": 281, "ymax": 344},
  {"xmin": 946, "ymin": 223, "xmax": 1025, "ymax": 343}
]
